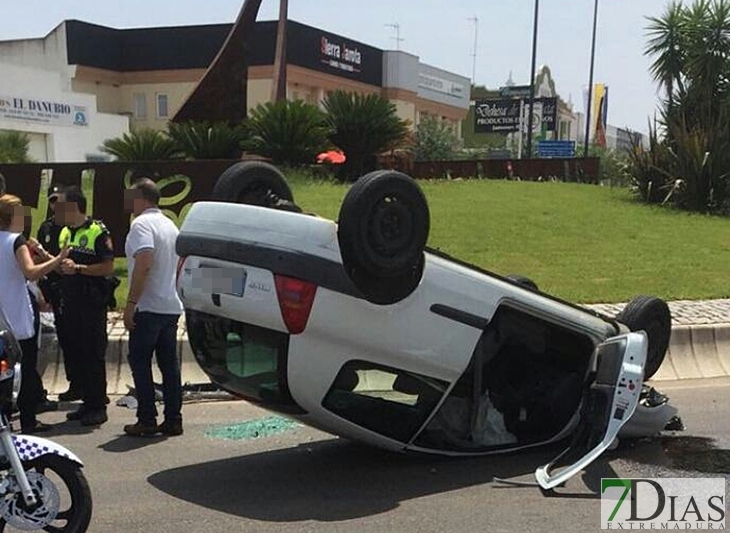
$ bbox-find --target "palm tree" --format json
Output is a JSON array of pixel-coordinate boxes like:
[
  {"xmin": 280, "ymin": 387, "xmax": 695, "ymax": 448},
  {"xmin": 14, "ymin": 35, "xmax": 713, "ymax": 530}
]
[
  {"xmin": 645, "ymin": 2, "xmax": 687, "ymax": 109},
  {"xmin": 167, "ymin": 121, "xmax": 246, "ymax": 159},
  {"xmin": 246, "ymin": 100, "xmax": 329, "ymax": 166},
  {"xmin": 0, "ymin": 130, "xmax": 33, "ymax": 163},
  {"xmin": 641, "ymin": 0, "xmax": 730, "ymax": 212},
  {"xmin": 323, "ymin": 91, "xmax": 410, "ymax": 181},
  {"xmin": 101, "ymin": 129, "xmax": 181, "ymax": 161}
]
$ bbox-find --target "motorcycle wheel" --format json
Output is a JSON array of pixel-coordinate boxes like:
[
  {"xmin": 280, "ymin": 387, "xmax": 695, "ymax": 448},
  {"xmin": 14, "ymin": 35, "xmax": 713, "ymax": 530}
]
[{"xmin": 0, "ymin": 455, "xmax": 92, "ymax": 532}]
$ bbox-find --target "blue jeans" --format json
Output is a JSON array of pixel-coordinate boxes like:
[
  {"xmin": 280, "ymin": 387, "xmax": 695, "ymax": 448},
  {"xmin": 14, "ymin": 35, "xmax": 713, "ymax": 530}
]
[{"xmin": 127, "ymin": 312, "xmax": 181, "ymax": 424}]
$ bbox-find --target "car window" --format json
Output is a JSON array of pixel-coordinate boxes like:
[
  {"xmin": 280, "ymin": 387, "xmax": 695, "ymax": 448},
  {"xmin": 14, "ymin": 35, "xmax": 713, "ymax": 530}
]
[{"xmin": 322, "ymin": 361, "xmax": 448, "ymax": 443}]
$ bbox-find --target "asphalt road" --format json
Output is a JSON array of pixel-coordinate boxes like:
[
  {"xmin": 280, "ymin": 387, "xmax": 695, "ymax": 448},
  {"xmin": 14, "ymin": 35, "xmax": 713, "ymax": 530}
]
[{"xmin": 8, "ymin": 378, "xmax": 730, "ymax": 533}]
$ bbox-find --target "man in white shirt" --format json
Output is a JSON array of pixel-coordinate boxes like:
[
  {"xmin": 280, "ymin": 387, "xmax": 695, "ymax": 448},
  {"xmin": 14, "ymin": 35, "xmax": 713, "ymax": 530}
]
[{"xmin": 123, "ymin": 178, "xmax": 184, "ymax": 437}]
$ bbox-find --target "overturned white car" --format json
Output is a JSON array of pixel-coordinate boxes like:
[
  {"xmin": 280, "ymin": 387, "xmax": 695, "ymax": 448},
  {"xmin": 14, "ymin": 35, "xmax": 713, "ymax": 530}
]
[{"xmin": 175, "ymin": 162, "xmax": 681, "ymax": 490}]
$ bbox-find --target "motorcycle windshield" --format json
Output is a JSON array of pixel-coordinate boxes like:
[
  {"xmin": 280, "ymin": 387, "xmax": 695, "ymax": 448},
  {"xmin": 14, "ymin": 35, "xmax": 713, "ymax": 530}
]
[{"xmin": 534, "ymin": 331, "xmax": 647, "ymax": 490}]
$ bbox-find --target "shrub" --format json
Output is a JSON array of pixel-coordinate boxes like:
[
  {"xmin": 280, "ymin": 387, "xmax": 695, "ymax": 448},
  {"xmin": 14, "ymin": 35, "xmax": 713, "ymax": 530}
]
[{"xmin": 246, "ymin": 100, "xmax": 330, "ymax": 166}]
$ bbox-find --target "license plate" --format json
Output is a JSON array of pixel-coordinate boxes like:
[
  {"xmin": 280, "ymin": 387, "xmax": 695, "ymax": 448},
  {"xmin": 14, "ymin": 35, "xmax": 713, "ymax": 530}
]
[{"xmin": 194, "ymin": 265, "xmax": 247, "ymax": 297}]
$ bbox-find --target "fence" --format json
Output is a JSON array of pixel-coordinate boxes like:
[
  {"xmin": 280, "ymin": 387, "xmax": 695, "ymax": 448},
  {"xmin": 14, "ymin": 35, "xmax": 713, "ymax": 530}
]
[
  {"xmin": 0, "ymin": 156, "xmax": 601, "ymax": 256},
  {"xmin": 402, "ymin": 157, "xmax": 600, "ymax": 182},
  {"xmin": 0, "ymin": 160, "xmax": 238, "ymax": 256}
]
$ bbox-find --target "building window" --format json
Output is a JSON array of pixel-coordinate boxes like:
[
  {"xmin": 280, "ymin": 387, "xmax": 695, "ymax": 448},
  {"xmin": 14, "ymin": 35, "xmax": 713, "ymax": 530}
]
[
  {"xmin": 134, "ymin": 94, "xmax": 147, "ymax": 119},
  {"xmin": 156, "ymin": 94, "xmax": 169, "ymax": 119}
]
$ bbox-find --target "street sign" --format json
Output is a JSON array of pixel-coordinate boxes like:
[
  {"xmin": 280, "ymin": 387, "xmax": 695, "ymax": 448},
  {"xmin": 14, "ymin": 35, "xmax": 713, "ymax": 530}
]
[{"xmin": 499, "ymin": 85, "xmax": 532, "ymax": 98}]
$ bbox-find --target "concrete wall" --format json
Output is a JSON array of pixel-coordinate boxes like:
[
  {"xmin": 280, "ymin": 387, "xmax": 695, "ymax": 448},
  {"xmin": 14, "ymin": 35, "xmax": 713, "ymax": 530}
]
[
  {"xmin": 72, "ymin": 80, "xmax": 123, "ymax": 115},
  {"xmin": 382, "ymin": 51, "xmax": 419, "ymax": 93},
  {"xmin": 248, "ymin": 79, "xmax": 273, "ymax": 112},
  {"xmin": 0, "ymin": 23, "xmax": 71, "ymax": 87}
]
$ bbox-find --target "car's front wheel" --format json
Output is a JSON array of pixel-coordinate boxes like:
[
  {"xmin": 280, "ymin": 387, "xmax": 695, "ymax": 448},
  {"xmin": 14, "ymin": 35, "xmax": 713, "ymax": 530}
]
[
  {"xmin": 616, "ymin": 296, "xmax": 672, "ymax": 381},
  {"xmin": 211, "ymin": 161, "xmax": 294, "ymax": 206}
]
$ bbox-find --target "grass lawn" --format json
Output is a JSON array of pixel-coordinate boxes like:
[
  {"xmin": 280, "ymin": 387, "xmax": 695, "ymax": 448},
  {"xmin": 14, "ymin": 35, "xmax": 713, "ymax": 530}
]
[{"xmin": 111, "ymin": 178, "xmax": 730, "ymax": 307}]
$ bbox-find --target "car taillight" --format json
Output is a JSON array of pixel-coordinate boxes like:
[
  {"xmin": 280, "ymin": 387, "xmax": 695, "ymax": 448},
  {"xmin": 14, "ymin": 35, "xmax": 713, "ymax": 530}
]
[
  {"xmin": 176, "ymin": 257, "xmax": 186, "ymax": 284},
  {"xmin": 274, "ymin": 275, "xmax": 317, "ymax": 335}
]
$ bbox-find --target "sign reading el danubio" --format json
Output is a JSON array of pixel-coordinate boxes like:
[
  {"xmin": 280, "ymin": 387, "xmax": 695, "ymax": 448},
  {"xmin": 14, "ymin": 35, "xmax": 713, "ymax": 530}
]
[{"xmin": 0, "ymin": 95, "xmax": 89, "ymax": 127}]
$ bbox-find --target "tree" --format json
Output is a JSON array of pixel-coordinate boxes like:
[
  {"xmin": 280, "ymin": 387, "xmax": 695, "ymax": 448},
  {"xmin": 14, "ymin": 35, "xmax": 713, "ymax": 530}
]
[
  {"xmin": 414, "ymin": 115, "xmax": 460, "ymax": 161},
  {"xmin": 101, "ymin": 129, "xmax": 181, "ymax": 161},
  {"xmin": 0, "ymin": 130, "xmax": 32, "ymax": 163},
  {"xmin": 323, "ymin": 91, "xmax": 410, "ymax": 181},
  {"xmin": 168, "ymin": 121, "xmax": 246, "ymax": 159},
  {"xmin": 638, "ymin": 0, "xmax": 730, "ymax": 212},
  {"xmin": 246, "ymin": 100, "xmax": 329, "ymax": 166}
]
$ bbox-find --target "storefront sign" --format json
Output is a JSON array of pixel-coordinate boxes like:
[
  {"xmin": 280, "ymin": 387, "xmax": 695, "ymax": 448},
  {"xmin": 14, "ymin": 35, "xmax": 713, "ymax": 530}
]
[
  {"xmin": 474, "ymin": 97, "xmax": 557, "ymax": 133},
  {"xmin": 0, "ymin": 95, "xmax": 89, "ymax": 127},
  {"xmin": 287, "ymin": 22, "xmax": 383, "ymax": 86},
  {"xmin": 474, "ymin": 99, "xmax": 522, "ymax": 133},
  {"xmin": 418, "ymin": 73, "xmax": 467, "ymax": 99}
]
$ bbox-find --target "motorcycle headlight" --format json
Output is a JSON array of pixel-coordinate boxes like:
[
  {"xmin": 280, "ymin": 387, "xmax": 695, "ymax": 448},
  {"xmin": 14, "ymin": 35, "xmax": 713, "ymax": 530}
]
[
  {"xmin": 0, "ymin": 322, "xmax": 22, "ymax": 406},
  {"xmin": 0, "ymin": 329, "xmax": 21, "ymax": 373}
]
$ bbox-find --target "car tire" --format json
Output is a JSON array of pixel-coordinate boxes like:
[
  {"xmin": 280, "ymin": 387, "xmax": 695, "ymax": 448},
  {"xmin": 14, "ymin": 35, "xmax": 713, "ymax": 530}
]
[
  {"xmin": 506, "ymin": 275, "xmax": 539, "ymax": 292},
  {"xmin": 616, "ymin": 296, "xmax": 672, "ymax": 381},
  {"xmin": 212, "ymin": 161, "xmax": 294, "ymax": 206},
  {"xmin": 337, "ymin": 171, "xmax": 429, "ymax": 304},
  {"xmin": 347, "ymin": 255, "xmax": 425, "ymax": 306}
]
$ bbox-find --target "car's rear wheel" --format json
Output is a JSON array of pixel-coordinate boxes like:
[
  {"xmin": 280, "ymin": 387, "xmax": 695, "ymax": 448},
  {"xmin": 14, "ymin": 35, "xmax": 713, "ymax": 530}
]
[
  {"xmin": 506, "ymin": 275, "xmax": 539, "ymax": 292},
  {"xmin": 337, "ymin": 171, "xmax": 429, "ymax": 305},
  {"xmin": 616, "ymin": 296, "xmax": 672, "ymax": 381},
  {"xmin": 212, "ymin": 161, "xmax": 294, "ymax": 206}
]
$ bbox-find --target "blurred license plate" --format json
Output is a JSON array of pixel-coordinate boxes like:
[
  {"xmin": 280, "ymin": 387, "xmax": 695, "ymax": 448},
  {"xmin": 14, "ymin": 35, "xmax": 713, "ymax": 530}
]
[{"xmin": 194, "ymin": 265, "xmax": 247, "ymax": 297}]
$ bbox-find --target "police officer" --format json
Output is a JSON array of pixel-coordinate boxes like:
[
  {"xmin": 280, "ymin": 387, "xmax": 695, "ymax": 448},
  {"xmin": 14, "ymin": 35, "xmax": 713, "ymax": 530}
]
[
  {"xmin": 36, "ymin": 184, "xmax": 81, "ymax": 402},
  {"xmin": 54, "ymin": 186, "xmax": 114, "ymax": 426}
]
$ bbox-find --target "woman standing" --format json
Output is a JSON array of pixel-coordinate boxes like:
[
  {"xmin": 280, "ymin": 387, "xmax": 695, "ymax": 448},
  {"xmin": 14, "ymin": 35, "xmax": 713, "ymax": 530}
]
[{"xmin": 0, "ymin": 194, "xmax": 68, "ymax": 433}]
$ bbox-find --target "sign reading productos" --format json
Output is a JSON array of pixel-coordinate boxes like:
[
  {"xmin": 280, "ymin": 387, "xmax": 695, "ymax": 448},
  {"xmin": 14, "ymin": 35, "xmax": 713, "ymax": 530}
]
[
  {"xmin": 0, "ymin": 95, "xmax": 89, "ymax": 127},
  {"xmin": 474, "ymin": 97, "xmax": 557, "ymax": 133}
]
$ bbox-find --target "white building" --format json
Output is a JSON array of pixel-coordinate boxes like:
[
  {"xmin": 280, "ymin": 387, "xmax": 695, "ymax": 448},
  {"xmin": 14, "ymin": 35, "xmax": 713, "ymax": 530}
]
[{"xmin": 0, "ymin": 60, "xmax": 129, "ymax": 163}]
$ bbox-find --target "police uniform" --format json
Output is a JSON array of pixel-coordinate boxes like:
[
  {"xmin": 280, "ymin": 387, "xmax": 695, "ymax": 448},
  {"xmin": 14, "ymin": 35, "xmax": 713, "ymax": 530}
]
[
  {"xmin": 37, "ymin": 215, "xmax": 75, "ymax": 388},
  {"xmin": 57, "ymin": 218, "xmax": 114, "ymax": 414}
]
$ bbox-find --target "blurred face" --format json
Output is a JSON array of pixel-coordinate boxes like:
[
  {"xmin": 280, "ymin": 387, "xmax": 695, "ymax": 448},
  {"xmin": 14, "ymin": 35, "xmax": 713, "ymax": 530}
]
[
  {"xmin": 123, "ymin": 188, "xmax": 146, "ymax": 215},
  {"xmin": 54, "ymin": 194, "xmax": 79, "ymax": 226},
  {"xmin": 10, "ymin": 205, "xmax": 31, "ymax": 234}
]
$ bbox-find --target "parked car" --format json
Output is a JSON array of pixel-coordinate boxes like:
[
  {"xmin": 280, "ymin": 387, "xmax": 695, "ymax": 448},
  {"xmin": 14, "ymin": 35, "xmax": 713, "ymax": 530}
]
[{"xmin": 175, "ymin": 162, "xmax": 680, "ymax": 490}]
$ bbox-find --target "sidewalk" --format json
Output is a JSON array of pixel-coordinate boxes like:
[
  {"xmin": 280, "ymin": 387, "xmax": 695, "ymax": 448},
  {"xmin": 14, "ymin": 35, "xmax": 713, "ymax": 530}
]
[
  {"xmin": 100, "ymin": 298, "xmax": 730, "ymax": 337},
  {"xmin": 37, "ymin": 298, "xmax": 730, "ymax": 395},
  {"xmin": 586, "ymin": 299, "xmax": 730, "ymax": 326}
]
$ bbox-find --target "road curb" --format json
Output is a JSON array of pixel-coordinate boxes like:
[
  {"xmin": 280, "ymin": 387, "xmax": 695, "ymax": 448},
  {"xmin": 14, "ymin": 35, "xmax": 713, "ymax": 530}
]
[
  {"xmin": 38, "ymin": 333, "xmax": 210, "ymax": 396},
  {"xmin": 36, "ymin": 323, "xmax": 730, "ymax": 395},
  {"xmin": 651, "ymin": 324, "xmax": 730, "ymax": 381}
]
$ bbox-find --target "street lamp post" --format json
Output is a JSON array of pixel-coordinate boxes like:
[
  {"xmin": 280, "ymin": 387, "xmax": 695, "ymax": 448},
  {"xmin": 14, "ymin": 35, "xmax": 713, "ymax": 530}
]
[
  {"xmin": 584, "ymin": 0, "xmax": 600, "ymax": 156},
  {"xmin": 525, "ymin": 0, "xmax": 540, "ymax": 160}
]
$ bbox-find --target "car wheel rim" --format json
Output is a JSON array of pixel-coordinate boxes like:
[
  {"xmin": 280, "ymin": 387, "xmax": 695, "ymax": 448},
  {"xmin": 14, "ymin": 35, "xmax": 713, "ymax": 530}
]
[{"xmin": 367, "ymin": 196, "xmax": 413, "ymax": 257}]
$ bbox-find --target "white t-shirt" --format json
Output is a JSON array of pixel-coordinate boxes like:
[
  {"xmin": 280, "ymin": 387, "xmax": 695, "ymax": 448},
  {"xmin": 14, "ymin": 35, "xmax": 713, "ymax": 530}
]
[
  {"xmin": 125, "ymin": 208, "xmax": 183, "ymax": 315},
  {"xmin": 0, "ymin": 231, "xmax": 35, "ymax": 340}
]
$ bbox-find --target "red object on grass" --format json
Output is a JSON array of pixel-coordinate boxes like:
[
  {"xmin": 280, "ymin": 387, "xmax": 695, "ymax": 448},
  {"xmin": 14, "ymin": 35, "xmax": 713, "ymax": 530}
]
[{"xmin": 317, "ymin": 150, "xmax": 346, "ymax": 164}]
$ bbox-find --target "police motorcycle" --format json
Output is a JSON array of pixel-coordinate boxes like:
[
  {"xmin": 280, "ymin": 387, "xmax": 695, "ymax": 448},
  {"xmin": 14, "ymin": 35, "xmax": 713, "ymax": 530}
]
[{"xmin": 0, "ymin": 316, "xmax": 92, "ymax": 532}]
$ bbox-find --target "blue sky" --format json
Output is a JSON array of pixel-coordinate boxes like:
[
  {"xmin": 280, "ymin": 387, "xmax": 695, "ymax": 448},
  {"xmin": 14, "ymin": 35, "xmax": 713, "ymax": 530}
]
[{"xmin": 0, "ymin": 0, "xmax": 670, "ymax": 133}]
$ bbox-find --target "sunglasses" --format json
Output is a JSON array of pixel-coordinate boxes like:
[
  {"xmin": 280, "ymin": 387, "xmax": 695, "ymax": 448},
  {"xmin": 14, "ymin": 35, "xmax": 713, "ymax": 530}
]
[{"xmin": 49, "ymin": 197, "xmax": 59, "ymax": 204}]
